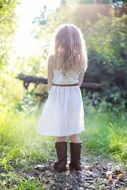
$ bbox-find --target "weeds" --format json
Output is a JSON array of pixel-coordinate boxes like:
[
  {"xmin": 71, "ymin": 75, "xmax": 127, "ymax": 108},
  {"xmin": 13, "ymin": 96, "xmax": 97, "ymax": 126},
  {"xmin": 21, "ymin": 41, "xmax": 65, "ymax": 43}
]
[
  {"xmin": 0, "ymin": 103, "xmax": 127, "ymax": 189},
  {"xmin": 81, "ymin": 103, "xmax": 127, "ymax": 162}
]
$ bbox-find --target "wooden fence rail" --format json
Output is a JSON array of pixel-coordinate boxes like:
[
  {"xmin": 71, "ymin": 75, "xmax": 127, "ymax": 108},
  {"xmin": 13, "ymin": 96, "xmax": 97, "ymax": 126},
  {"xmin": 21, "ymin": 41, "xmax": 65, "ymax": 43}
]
[{"xmin": 16, "ymin": 73, "xmax": 102, "ymax": 92}]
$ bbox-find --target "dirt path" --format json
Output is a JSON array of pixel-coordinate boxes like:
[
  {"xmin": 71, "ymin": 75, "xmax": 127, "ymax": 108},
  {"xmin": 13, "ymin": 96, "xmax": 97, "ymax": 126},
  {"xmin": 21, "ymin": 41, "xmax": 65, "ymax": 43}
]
[{"xmin": 18, "ymin": 155, "xmax": 127, "ymax": 190}]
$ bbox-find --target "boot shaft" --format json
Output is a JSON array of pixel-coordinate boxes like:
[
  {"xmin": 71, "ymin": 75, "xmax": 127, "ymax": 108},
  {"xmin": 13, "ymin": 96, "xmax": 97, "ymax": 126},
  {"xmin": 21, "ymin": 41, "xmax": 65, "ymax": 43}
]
[
  {"xmin": 53, "ymin": 141, "xmax": 67, "ymax": 172},
  {"xmin": 69, "ymin": 142, "xmax": 82, "ymax": 161},
  {"xmin": 55, "ymin": 141, "xmax": 67, "ymax": 162},
  {"xmin": 69, "ymin": 141, "xmax": 82, "ymax": 171}
]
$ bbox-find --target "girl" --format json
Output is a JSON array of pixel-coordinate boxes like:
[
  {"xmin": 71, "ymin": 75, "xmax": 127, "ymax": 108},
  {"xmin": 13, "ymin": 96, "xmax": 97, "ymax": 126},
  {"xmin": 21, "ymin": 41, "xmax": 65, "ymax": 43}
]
[{"xmin": 37, "ymin": 24, "xmax": 88, "ymax": 172}]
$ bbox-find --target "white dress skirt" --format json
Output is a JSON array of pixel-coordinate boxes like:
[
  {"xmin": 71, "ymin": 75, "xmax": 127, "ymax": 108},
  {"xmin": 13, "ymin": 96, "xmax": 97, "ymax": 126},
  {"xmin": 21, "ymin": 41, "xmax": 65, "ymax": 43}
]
[{"xmin": 37, "ymin": 70, "xmax": 85, "ymax": 137}]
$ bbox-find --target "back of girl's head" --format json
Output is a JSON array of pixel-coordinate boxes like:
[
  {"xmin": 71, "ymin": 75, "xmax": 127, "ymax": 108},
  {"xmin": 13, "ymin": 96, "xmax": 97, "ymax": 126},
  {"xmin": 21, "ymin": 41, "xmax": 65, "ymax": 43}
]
[{"xmin": 50, "ymin": 24, "xmax": 87, "ymax": 73}]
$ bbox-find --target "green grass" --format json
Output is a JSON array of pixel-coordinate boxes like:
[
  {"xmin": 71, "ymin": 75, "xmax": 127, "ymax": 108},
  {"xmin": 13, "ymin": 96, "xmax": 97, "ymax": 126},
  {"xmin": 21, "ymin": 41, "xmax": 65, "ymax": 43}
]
[
  {"xmin": 81, "ymin": 105, "xmax": 127, "ymax": 162},
  {"xmin": 16, "ymin": 179, "xmax": 45, "ymax": 190},
  {"xmin": 0, "ymin": 106, "xmax": 127, "ymax": 166},
  {"xmin": 0, "ymin": 104, "xmax": 127, "ymax": 189},
  {"xmin": 0, "ymin": 110, "xmax": 55, "ymax": 170},
  {"xmin": 0, "ymin": 171, "xmax": 45, "ymax": 190}
]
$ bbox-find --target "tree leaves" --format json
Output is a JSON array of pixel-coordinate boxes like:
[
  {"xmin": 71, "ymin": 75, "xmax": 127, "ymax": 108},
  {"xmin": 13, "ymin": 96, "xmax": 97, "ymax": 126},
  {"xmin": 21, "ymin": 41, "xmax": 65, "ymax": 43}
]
[{"xmin": 0, "ymin": 0, "xmax": 16, "ymax": 69}]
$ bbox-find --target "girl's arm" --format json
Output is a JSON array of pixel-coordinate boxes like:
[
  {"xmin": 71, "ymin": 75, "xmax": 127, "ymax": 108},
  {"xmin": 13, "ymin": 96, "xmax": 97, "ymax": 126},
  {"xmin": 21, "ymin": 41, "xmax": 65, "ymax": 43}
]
[
  {"xmin": 48, "ymin": 55, "xmax": 54, "ymax": 91},
  {"xmin": 78, "ymin": 71, "xmax": 85, "ymax": 87}
]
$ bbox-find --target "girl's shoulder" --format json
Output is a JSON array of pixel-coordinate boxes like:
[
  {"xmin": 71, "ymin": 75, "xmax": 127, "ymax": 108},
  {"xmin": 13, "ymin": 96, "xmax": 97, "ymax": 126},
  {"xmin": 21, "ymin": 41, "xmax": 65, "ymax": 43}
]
[
  {"xmin": 48, "ymin": 54, "xmax": 55, "ymax": 61},
  {"xmin": 48, "ymin": 54, "xmax": 55, "ymax": 66}
]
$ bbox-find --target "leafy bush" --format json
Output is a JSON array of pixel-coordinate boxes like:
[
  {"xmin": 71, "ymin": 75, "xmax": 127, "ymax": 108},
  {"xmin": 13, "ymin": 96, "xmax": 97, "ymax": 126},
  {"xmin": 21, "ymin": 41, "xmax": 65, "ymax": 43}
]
[
  {"xmin": 83, "ymin": 14, "xmax": 127, "ymax": 110},
  {"xmin": 0, "ymin": 0, "xmax": 16, "ymax": 70}
]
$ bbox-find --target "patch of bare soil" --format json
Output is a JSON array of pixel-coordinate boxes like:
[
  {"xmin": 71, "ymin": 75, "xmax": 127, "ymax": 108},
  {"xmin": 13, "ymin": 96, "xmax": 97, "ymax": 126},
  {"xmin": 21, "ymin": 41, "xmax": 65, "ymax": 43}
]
[{"xmin": 18, "ymin": 155, "xmax": 127, "ymax": 190}]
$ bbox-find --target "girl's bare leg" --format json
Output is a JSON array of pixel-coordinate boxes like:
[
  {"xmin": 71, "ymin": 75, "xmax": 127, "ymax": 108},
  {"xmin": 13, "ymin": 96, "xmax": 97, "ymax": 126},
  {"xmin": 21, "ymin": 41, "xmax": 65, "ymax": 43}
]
[
  {"xmin": 70, "ymin": 134, "xmax": 80, "ymax": 143},
  {"xmin": 56, "ymin": 136, "xmax": 66, "ymax": 142},
  {"xmin": 56, "ymin": 134, "xmax": 81, "ymax": 142}
]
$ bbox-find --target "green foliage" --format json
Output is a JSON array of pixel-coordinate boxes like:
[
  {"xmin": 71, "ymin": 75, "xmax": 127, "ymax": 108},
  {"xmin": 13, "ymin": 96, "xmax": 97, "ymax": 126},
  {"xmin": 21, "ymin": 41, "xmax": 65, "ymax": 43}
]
[
  {"xmin": 108, "ymin": 123, "xmax": 127, "ymax": 160},
  {"xmin": 0, "ymin": 0, "xmax": 18, "ymax": 114},
  {"xmin": 37, "ymin": 3, "xmax": 127, "ymax": 110},
  {"xmin": 38, "ymin": 1, "xmax": 76, "ymax": 45},
  {"xmin": 0, "ymin": 172, "xmax": 23, "ymax": 189},
  {"xmin": 16, "ymin": 179, "xmax": 45, "ymax": 190},
  {"xmin": 100, "ymin": 0, "xmax": 112, "ymax": 3},
  {"xmin": 0, "ymin": 111, "xmax": 55, "ymax": 170},
  {"xmin": 82, "ymin": 14, "xmax": 127, "ymax": 110},
  {"xmin": 16, "ymin": 91, "xmax": 38, "ymax": 112},
  {"xmin": 0, "ymin": 172, "xmax": 45, "ymax": 190},
  {"xmin": 113, "ymin": 0, "xmax": 127, "ymax": 3},
  {"xmin": 85, "ymin": 14, "xmax": 127, "ymax": 67},
  {"xmin": 0, "ymin": 0, "xmax": 127, "ymax": 114},
  {"xmin": 81, "ymin": 99, "xmax": 127, "ymax": 161},
  {"xmin": 0, "ymin": 72, "xmax": 23, "ymax": 113},
  {"xmin": 14, "ymin": 54, "xmax": 47, "ymax": 76},
  {"xmin": 0, "ymin": 0, "xmax": 16, "ymax": 69}
]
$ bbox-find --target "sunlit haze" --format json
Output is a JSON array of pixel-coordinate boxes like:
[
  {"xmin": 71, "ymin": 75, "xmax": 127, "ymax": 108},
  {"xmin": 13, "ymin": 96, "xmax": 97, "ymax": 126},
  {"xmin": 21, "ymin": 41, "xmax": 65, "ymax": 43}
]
[{"xmin": 13, "ymin": 0, "xmax": 60, "ymax": 57}]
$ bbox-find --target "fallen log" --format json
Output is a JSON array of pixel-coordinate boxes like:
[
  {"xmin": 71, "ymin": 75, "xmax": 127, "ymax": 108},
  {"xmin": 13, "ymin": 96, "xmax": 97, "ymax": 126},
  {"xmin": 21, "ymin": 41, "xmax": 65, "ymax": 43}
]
[{"xmin": 16, "ymin": 73, "xmax": 102, "ymax": 91}]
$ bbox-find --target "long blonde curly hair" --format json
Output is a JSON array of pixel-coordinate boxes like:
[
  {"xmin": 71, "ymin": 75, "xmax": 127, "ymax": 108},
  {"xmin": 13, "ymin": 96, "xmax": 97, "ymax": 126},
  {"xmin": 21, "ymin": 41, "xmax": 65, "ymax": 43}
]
[{"xmin": 50, "ymin": 24, "xmax": 88, "ymax": 74}]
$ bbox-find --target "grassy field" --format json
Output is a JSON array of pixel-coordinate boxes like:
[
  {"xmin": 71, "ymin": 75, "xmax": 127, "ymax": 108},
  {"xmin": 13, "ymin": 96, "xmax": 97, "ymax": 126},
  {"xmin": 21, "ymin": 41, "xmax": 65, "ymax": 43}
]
[
  {"xmin": 82, "ymin": 107, "xmax": 127, "ymax": 162},
  {"xmin": 0, "ymin": 101, "xmax": 127, "ymax": 189}
]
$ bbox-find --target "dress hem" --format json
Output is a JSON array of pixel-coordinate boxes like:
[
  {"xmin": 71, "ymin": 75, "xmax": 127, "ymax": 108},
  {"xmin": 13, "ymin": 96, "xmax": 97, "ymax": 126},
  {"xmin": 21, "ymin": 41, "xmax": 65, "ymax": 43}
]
[{"xmin": 37, "ymin": 128, "xmax": 85, "ymax": 137}]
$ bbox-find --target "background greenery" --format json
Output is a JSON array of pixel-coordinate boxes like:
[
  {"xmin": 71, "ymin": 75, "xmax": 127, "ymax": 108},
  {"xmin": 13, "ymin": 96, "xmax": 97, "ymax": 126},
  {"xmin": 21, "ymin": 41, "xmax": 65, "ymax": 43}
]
[{"xmin": 0, "ymin": 0, "xmax": 127, "ymax": 189}]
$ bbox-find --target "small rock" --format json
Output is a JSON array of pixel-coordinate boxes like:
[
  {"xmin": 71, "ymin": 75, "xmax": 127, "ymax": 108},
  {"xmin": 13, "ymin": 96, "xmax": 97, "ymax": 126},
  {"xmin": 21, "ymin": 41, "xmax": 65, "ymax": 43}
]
[
  {"xmin": 92, "ymin": 172, "xmax": 99, "ymax": 178},
  {"xmin": 34, "ymin": 164, "xmax": 49, "ymax": 171}
]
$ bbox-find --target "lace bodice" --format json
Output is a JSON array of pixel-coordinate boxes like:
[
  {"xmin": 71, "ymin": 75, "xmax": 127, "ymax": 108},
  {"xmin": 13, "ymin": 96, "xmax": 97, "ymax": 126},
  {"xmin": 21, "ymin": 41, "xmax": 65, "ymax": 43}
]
[{"xmin": 52, "ymin": 69, "xmax": 80, "ymax": 85}]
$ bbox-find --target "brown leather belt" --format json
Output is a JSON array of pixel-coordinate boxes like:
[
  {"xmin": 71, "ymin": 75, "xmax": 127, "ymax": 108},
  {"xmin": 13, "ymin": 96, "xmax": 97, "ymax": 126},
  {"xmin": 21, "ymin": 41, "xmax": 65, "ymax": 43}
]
[{"xmin": 52, "ymin": 83, "xmax": 79, "ymax": 86}]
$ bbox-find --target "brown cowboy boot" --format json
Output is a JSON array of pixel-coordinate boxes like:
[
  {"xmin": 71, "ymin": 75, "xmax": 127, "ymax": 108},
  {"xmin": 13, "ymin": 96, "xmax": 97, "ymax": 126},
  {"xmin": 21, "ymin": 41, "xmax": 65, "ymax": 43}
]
[
  {"xmin": 53, "ymin": 141, "xmax": 67, "ymax": 172},
  {"xmin": 69, "ymin": 141, "xmax": 82, "ymax": 171}
]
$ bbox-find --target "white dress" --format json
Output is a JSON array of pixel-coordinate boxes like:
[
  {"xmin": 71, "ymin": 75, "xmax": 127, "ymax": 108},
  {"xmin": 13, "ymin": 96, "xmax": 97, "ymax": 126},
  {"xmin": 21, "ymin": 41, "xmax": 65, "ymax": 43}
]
[{"xmin": 37, "ymin": 69, "xmax": 85, "ymax": 137}]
